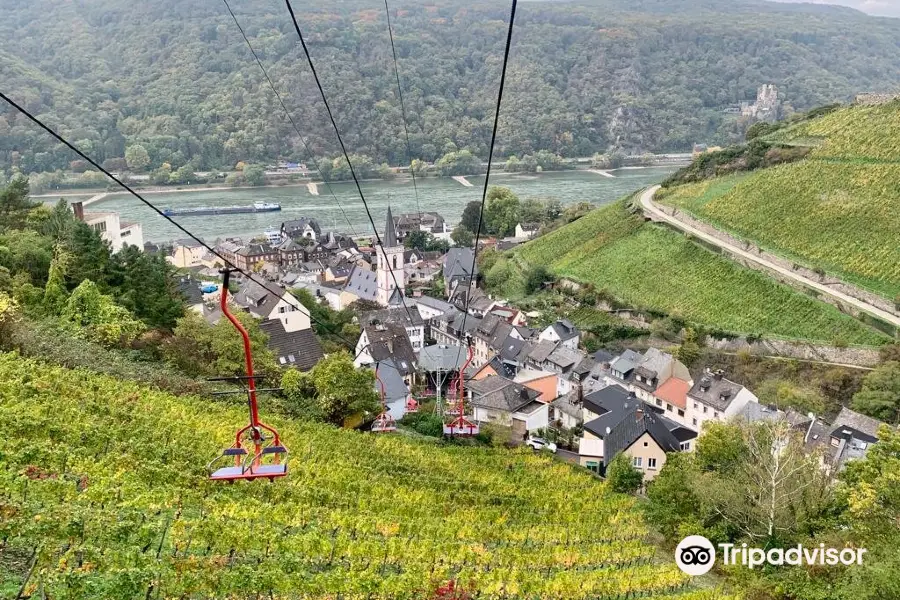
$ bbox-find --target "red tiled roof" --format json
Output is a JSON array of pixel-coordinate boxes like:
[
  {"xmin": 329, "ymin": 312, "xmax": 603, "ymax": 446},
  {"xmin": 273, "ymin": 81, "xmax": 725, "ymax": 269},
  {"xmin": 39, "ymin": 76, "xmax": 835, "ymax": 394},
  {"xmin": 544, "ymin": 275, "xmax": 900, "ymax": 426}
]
[{"xmin": 653, "ymin": 377, "xmax": 691, "ymax": 409}]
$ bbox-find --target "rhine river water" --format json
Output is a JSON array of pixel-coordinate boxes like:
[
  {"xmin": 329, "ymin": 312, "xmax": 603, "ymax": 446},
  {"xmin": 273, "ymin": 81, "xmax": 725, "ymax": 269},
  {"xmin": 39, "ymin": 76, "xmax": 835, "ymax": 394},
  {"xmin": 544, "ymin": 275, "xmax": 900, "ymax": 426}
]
[{"xmin": 80, "ymin": 167, "xmax": 678, "ymax": 243}]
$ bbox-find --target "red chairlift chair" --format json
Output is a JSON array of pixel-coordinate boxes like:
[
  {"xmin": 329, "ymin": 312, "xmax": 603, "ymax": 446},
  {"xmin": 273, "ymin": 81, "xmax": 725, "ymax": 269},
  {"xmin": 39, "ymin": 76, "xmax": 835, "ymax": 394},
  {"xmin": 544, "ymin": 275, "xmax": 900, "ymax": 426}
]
[
  {"xmin": 207, "ymin": 269, "xmax": 288, "ymax": 482},
  {"xmin": 405, "ymin": 394, "xmax": 419, "ymax": 413},
  {"xmin": 443, "ymin": 342, "xmax": 479, "ymax": 437},
  {"xmin": 370, "ymin": 372, "xmax": 397, "ymax": 433}
]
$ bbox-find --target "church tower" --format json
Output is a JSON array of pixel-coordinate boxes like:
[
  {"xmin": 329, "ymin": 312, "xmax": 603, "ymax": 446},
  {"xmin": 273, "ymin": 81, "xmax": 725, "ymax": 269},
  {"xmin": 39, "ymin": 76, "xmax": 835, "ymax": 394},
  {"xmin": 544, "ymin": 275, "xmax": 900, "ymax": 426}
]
[{"xmin": 376, "ymin": 206, "xmax": 406, "ymax": 306}]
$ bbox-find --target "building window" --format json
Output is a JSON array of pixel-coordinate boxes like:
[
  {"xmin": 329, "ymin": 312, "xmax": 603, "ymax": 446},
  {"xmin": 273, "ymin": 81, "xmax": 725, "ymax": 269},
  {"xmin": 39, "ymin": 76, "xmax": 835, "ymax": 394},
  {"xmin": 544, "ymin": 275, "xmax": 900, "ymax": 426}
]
[
  {"xmin": 666, "ymin": 404, "xmax": 672, "ymax": 412},
  {"xmin": 678, "ymin": 409, "xmax": 685, "ymax": 417},
  {"xmin": 703, "ymin": 406, "xmax": 708, "ymax": 414},
  {"xmin": 279, "ymin": 307, "xmax": 286, "ymax": 314},
  {"xmin": 681, "ymin": 442, "xmax": 691, "ymax": 451},
  {"xmin": 692, "ymin": 418, "xmax": 698, "ymax": 426},
  {"xmin": 714, "ymin": 411, "xmax": 719, "ymax": 419},
  {"xmin": 655, "ymin": 398, "xmax": 662, "ymax": 407},
  {"xmin": 647, "ymin": 458, "xmax": 657, "ymax": 470},
  {"xmin": 632, "ymin": 457, "xmax": 643, "ymax": 468},
  {"xmin": 585, "ymin": 461, "xmax": 600, "ymax": 474},
  {"xmin": 693, "ymin": 402, "xmax": 699, "ymax": 410}
]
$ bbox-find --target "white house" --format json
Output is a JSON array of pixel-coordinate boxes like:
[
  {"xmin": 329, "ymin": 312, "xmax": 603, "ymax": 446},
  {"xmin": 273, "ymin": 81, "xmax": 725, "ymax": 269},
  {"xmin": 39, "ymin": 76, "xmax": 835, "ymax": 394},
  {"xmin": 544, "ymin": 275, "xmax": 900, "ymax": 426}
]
[
  {"xmin": 75, "ymin": 203, "xmax": 144, "ymax": 254},
  {"xmin": 233, "ymin": 280, "xmax": 311, "ymax": 333},
  {"xmin": 686, "ymin": 369, "xmax": 759, "ymax": 431},
  {"xmin": 538, "ymin": 319, "xmax": 580, "ymax": 350},
  {"xmin": 514, "ymin": 222, "xmax": 540, "ymax": 240},
  {"xmin": 468, "ymin": 375, "xmax": 548, "ymax": 438}
]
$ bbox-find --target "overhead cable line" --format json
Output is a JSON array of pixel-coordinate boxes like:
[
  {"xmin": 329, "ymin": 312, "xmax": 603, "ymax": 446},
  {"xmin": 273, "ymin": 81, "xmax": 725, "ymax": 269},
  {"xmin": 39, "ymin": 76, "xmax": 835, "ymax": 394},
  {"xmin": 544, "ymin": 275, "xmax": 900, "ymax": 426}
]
[
  {"xmin": 220, "ymin": 0, "xmax": 358, "ymax": 238},
  {"xmin": 383, "ymin": 0, "xmax": 423, "ymax": 223},
  {"xmin": 282, "ymin": 0, "xmax": 418, "ymax": 328},
  {"xmin": 0, "ymin": 91, "xmax": 406, "ymax": 377},
  {"xmin": 455, "ymin": 0, "xmax": 518, "ymax": 364}
]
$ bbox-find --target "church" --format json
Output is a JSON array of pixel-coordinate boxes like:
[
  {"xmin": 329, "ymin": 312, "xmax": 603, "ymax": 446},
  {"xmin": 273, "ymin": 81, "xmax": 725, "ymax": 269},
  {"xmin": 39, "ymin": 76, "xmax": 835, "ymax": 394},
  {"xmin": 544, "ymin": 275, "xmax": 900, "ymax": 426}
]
[{"xmin": 343, "ymin": 207, "xmax": 407, "ymax": 307}]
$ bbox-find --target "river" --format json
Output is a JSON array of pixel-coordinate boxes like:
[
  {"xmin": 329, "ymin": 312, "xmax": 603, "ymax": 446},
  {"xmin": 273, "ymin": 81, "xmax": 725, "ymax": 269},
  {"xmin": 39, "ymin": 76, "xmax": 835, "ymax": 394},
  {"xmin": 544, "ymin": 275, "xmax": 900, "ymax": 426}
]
[{"xmin": 81, "ymin": 167, "xmax": 678, "ymax": 243}]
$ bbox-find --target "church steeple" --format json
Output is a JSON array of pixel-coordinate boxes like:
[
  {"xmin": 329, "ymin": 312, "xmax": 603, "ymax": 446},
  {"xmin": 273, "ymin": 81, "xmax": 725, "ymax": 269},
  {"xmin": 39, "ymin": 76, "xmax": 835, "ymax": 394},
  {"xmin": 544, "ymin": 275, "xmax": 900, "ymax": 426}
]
[{"xmin": 383, "ymin": 206, "xmax": 399, "ymax": 248}]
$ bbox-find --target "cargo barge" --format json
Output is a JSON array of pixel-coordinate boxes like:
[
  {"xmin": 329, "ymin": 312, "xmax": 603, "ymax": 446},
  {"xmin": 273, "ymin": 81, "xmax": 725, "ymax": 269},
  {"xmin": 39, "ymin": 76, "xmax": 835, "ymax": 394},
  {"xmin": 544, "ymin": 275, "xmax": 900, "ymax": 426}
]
[{"xmin": 162, "ymin": 202, "xmax": 281, "ymax": 217}]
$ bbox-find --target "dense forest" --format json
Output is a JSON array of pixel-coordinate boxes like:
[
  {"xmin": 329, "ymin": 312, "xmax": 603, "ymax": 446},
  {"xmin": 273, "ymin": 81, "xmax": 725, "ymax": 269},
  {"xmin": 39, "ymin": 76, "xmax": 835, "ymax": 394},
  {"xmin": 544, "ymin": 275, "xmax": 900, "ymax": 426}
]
[{"xmin": 1, "ymin": 0, "xmax": 900, "ymax": 174}]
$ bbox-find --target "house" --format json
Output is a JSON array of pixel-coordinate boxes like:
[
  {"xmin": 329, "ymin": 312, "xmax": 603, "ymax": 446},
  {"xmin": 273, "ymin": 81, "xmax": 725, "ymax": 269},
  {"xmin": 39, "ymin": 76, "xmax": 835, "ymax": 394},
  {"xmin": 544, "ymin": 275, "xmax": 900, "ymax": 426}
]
[
  {"xmin": 290, "ymin": 281, "xmax": 344, "ymax": 311},
  {"xmin": 686, "ymin": 369, "xmax": 758, "ymax": 431},
  {"xmin": 233, "ymin": 243, "xmax": 278, "ymax": 272},
  {"xmin": 358, "ymin": 307, "xmax": 425, "ymax": 352},
  {"xmin": 74, "ymin": 202, "xmax": 143, "ymax": 254},
  {"xmin": 539, "ymin": 319, "xmax": 580, "ymax": 350},
  {"xmin": 392, "ymin": 211, "xmax": 450, "ymax": 241},
  {"xmin": 374, "ymin": 360, "xmax": 412, "ymax": 420},
  {"xmin": 443, "ymin": 248, "xmax": 478, "ymax": 295},
  {"xmin": 578, "ymin": 385, "xmax": 696, "ymax": 478},
  {"xmin": 513, "ymin": 369, "xmax": 559, "ymax": 403},
  {"xmin": 354, "ymin": 322, "xmax": 418, "ymax": 383},
  {"xmin": 259, "ymin": 319, "xmax": 323, "ymax": 371},
  {"xmin": 471, "ymin": 355, "xmax": 516, "ymax": 380},
  {"xmin": 431, "ymin": 308, "xmax": 481, "ymax": 348},
  {"xmin": 169, "ymin": 239, "xmax": 207, "ymax": 268},
  {"xmin": 232, "ymin": 280, "xmax": 311, "ymax": 332},
  {"xmin": 652, "ymin": 377, "xmax": 693, "ymax": 426},
  {"xmin": 275, "ymin": 239, "xmax": 308, "ymax": 267},
  {"xmin": 343, "ymin": 265, "xmax": 379, "ymax": 304},
  {"xmin": 324, "ymin": 263, "xmax": 353, "ymax": 284},
  {"xmin": 405, "ymin": 261, "xmax": 441, "ymax": 284},
  {"xmin": 629, "ymin": 348, "xmax": 691, "ymax": 401},
  {"xmin": 608, "ymin": 349, "xmax": 643, "ymax": 384},
  {"xmin": 550, "ymin": 391, "xmax": 582, "ymax": 429},
  {"xmin": 280, "ymin": 218, "xmax": 321, "ymax": 241},
  {"xmin": 822, "ymin": 407, "xmax": 885, "ymax": 470},
  {"xmin": 514, "ymin": 222, "xmax": 540, "ymax": 240},
  {"xmin": 175, "ymin": 275, "xmax": 206, "ymax": 314},
  {"xmin": 467, "ymin": 375, "xmax": 548, "ymax": 437},
  {"xmin": 488, "ymin": 305, "xmax": 528, "ymax": 327},
  {"xmin": 543, "ymin": 346, "xmax": 585, "ymax": 394}
]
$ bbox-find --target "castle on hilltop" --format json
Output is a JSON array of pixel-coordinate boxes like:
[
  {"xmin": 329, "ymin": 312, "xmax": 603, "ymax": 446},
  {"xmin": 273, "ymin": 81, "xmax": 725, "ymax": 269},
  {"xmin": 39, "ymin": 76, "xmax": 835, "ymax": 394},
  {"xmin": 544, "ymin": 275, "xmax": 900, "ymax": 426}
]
[{"xmin": 741, "ymin": 84, "xmax": 780, "ymax": 122}]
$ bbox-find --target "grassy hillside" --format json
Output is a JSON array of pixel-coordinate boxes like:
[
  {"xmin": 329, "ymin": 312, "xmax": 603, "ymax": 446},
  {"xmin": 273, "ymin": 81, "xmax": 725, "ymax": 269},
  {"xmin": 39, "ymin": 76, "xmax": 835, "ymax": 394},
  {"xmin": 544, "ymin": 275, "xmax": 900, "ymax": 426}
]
[
  {"xmin": 512, "ymin": 201, "xmax": 888, "ymax": 345},
  {"xmin": 0, "ymin": 353, "xmax": 735, "ymax": 599},
  {"xmin": 658, "ymin": 102, "xmax": 900, "ymax": 298}
]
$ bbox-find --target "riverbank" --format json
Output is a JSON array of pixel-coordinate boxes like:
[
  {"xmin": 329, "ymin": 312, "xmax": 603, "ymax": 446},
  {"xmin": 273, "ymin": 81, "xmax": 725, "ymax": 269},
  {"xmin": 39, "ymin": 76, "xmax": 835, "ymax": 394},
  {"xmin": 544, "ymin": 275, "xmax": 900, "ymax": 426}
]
[{"xmin": 33, "ymin": 163, "xmax": 689, "ymax": 202}]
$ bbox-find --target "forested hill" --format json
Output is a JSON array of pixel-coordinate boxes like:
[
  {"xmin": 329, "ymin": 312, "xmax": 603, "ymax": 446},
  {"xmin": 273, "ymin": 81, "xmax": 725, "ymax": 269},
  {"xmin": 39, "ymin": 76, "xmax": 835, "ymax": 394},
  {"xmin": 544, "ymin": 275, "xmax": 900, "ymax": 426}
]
[{"xmin": 2, "ymin": 0, "xmax": 900, "ymax": 173}]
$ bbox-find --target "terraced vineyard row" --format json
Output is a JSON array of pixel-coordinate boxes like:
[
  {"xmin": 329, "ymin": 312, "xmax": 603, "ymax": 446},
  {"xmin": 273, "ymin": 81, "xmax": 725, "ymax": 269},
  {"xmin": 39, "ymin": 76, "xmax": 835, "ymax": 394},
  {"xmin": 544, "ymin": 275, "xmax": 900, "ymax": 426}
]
[
  {"xmin": 659, "ymin": 103, "xmax": 900, "ymax": 298},
  {"xmin": 512, "ymin": 202, "xmax": 888, "ymax": 345},
  {"xmin": 0, "ymin": 353, "xmax": 736, "ymax": 599}
]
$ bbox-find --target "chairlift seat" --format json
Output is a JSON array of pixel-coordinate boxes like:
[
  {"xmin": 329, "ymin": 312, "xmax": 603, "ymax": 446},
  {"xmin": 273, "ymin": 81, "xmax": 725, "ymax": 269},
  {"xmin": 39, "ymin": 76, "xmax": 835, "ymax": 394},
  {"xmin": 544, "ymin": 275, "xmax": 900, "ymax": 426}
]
[{"xmin": 210, "ymin": 463, "xmax": 288, "ymax": 481}]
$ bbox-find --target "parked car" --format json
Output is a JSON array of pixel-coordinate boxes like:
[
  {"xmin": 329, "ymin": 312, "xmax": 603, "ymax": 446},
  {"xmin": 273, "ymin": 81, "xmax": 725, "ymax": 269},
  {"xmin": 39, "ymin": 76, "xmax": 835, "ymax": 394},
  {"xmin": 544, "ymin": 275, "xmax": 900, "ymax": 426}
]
[{"xmin": 526, "ymin": 437, "xmax": 557, "ymax": 453}]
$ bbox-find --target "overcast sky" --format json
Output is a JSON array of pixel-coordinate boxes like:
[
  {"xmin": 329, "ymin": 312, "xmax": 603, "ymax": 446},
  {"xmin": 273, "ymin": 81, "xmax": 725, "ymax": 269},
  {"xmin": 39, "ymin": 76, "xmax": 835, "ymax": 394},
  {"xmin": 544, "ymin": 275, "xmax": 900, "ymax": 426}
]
[{"xmin": 774, "ymin": 0, "xmax": 900, "ymax": 17}]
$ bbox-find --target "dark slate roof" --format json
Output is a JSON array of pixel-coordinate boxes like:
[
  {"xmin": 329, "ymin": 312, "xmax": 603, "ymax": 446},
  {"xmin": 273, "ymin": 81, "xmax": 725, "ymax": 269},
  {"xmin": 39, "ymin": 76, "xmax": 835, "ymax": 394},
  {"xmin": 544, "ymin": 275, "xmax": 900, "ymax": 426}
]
[
  {"xmin": 383, "ymin": 206, "xmax": 399, "ymax": 248},
  {"xmin": 360, "ymin": 307, "xmax": 424, "ymax": 328},
  {"xmin": 281, "ymin": 218, "xmax": 321, "ymax": 236},
  {"xmin": 591, "ymin": 349, "xmax": 615, "ymax": 365},
  {"xmin": 415, "ymin": 295, "xmax": 454, "ymax": 315},
  {"xmin": 258, "ymin": 319, "xmax": 323, "ymax": 371},
  {"xmin": 468, "ymin": 375, "xmax": 542, "ymax": 413},
  {"xmin": 499, "ymin": 336, "xmax": 526, "ymax": 362},
  {"xmin": 374, "ymin": 360, "xmax": 409, "ymax": 402},
  {"xmin": 527, "ymin": 339, "xmax": 558, "ymax": 364},
  {"xmin": 601, "ymin": 407, "xmax": 683, "ymax": 467},
  {"xmin": 443, "ymin": 248, "xmax": 478, "ymax": 281},
  {"xmin": 514, "ymin": 325, "xmax": 536, "ymax": 339},
  {"xmin": 485, "ymin": 354, "xmax": 517, "ymax": 378},
  {"xmin": 362, "ymin": 323, "xmax": 417, "ymax": 375},
  {"xmin": 418, "ymin": 344, "xmax": 469, "ymax": 372},
  {"xmin": 175, "ymin": 238, "xmax": 205, "ymax": 249},
  {"xmin": 546, "ymin": 346, "xmax": 583, "ymax": 370},
  {"xmin": 233, "ymin": 280, "xmax": 284, "ymax": 319},
  {"xmin": 488, "ymin": 322, "xmax": 514, "ymax": 352},
  {"xmin": 688, "ymin": 370, "xmax": 747, "ymax": 411},
  {"xmin": 830, "ymin": 407, "xmax": 884, "ymax": 444},
  {"xmin": 609, "ymin": 349, "xmax": 642, "ymax": 378},
  {"xmin": 175, "ymin": 276, "xmax": 203, "ymax": 306},
  {"xmin": 549, "ymin": 319, "xmax": 579, "ymax": 342},
  {"xmin": 236, "ymin": 242, "xmax": 275, "ymax": 257},
  {"xmin": 582, "ymin": 384, "xmax": 633, "ymax": 418},
  {"xmin": 343, "ymin": 265, "xmax": 378, "ymax": 302},
  {"xmin": 551, "ymin": 391, "xmax": 582, "ymax": 419},
  {"xmin": 476, "ymin": 313, "xmax": 504, "ymax": 338}
]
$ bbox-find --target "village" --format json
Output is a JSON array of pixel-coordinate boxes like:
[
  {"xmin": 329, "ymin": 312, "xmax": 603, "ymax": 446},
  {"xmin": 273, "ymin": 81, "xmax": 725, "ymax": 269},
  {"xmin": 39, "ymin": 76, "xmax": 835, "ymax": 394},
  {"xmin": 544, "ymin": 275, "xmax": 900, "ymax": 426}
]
[{"xmin": 146, "ymin": 206, "xmax": 891, "ymax": 484}]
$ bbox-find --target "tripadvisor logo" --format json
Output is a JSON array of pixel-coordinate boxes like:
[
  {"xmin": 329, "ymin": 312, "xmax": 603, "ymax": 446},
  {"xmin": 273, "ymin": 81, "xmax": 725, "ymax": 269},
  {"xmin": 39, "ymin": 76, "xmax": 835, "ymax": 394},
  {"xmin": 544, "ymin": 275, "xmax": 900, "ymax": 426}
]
[{"xmin": 675, "ymin": 535, "xmax": 867, "ymax": 575}]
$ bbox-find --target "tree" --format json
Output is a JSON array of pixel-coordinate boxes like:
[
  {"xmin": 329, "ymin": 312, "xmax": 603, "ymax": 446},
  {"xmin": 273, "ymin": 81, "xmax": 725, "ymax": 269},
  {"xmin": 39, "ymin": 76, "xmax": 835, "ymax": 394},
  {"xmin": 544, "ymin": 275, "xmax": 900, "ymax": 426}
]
[
  {"xmin": 410, "ymin": 159, "xmax": 428, "ymax": 178},
  {"xmin": 756, "ymin": 379, "xmax": 827, "ymax": 416},
  {"xmin": 524, "ymin": 265, "xmax": 552, "ymax": 294},
  {"xmin": 483, "ymin": 186, "xmax": 520, "ymax": 236},
  {"xmin": 606, "ymin": 452, "xmax": 643, "ymax": 494},
  {"xmin": 243, "ymin": 165, "xmax": 265, "ymax": 186},
  {"xmin": 404, "ymin": 230, "xmax": 432, "ymax": 252},
  {"xmin": 852, "ymin": 361, "xmax": 900, "ymax": 423},
  {"xmin": 108, "ymin": 246, "xmax": 184, "ymax": 329},
  {"xmin": 149, "ymin": 164, "xmax": 172, "ymax": 185},
  {"xmin": 125, "ymin": 145, "xmax": 151, "ymax": 172},
  {"xmin": 0, "ymin": 177, "xmax": 38, "ymax": 232},
  {"xmin": 435, "ymin": 149, "xmax": 481, "ymax": 176},
  {"xmin": 62, "ymin": 280, "xmax": 146, "ymax": 347},
  {"xmin": 645, "ymin": 453, "xmax": 702, "ymax": 540},
  {"xmin": 451, "ymin": 225, "xmax": 473, "ymax": 248},
  {"xmin": 166, "ymin": 310, "xmax": 277, "ymax": 377},
  {"xmin": 42, "ymin": 244, "xmax": 70, "ymax": 315},
  {"xmin": 519, "ymin": 198, "xmax": 545, "ymax": 224},
  {"xmin": 694, "ymin": 422, "xmax": 747, "ymax": 471},
  {"xmin": 307, "ymin": 352, "xmax": 380, "ymax": 426},
  {"xmin": 460, "ymin": 201, "xmax": 484, "ymax": 234}
]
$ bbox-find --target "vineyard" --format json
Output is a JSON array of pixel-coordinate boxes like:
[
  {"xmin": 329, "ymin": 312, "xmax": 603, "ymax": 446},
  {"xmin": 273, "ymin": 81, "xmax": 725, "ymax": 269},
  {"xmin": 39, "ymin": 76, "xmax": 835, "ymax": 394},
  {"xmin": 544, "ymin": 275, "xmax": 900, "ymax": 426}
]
[
  {"xmin": 512, "ymin": 202, "xmax": 888, "ymax": 345},
  {"xmin": 659, "ymin": 102, "xmax": 900, "ymax": 298},
  {"xmin": 0, "ymin": 353, "xmax": 736, "ymax": 599}
]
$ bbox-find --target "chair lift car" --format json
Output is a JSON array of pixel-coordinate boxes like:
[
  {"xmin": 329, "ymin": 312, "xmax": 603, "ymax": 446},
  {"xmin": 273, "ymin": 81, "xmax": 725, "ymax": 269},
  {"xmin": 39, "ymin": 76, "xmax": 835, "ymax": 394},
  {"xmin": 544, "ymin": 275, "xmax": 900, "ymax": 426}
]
[
  {"xmin": 405, "ymin": 393, "xmax": 419, "ymax": 413},
  {"xmin": 443, "ymin": 342, "xmax": 479, "ymax": 437},
  {"xmin": 207, "ymin": 269, "xmax": 288, "ymax": 482},
  {"xmin": 370, "ymin": 373, "xmax": 397, "ymax": 433}
]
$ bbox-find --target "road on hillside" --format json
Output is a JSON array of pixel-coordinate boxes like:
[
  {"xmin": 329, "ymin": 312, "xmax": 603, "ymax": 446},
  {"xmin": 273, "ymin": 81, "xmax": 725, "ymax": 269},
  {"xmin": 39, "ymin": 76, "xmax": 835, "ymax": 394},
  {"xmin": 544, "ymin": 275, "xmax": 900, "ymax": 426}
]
[{"xmin": 639, "ymin": 185, "xmax": 900, "ymax": 329}]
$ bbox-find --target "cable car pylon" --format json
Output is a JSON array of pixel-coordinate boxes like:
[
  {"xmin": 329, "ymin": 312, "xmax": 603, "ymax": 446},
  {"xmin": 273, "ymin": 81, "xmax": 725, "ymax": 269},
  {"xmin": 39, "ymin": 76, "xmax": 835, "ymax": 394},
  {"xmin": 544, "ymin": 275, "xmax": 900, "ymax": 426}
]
[
  {"xmin": 207, "ymin": 268, "xmax": 288, "ymax": 482},
  {"xmin": 443, "ymin": 338, "xmax": 479, "ymax": 437}
]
